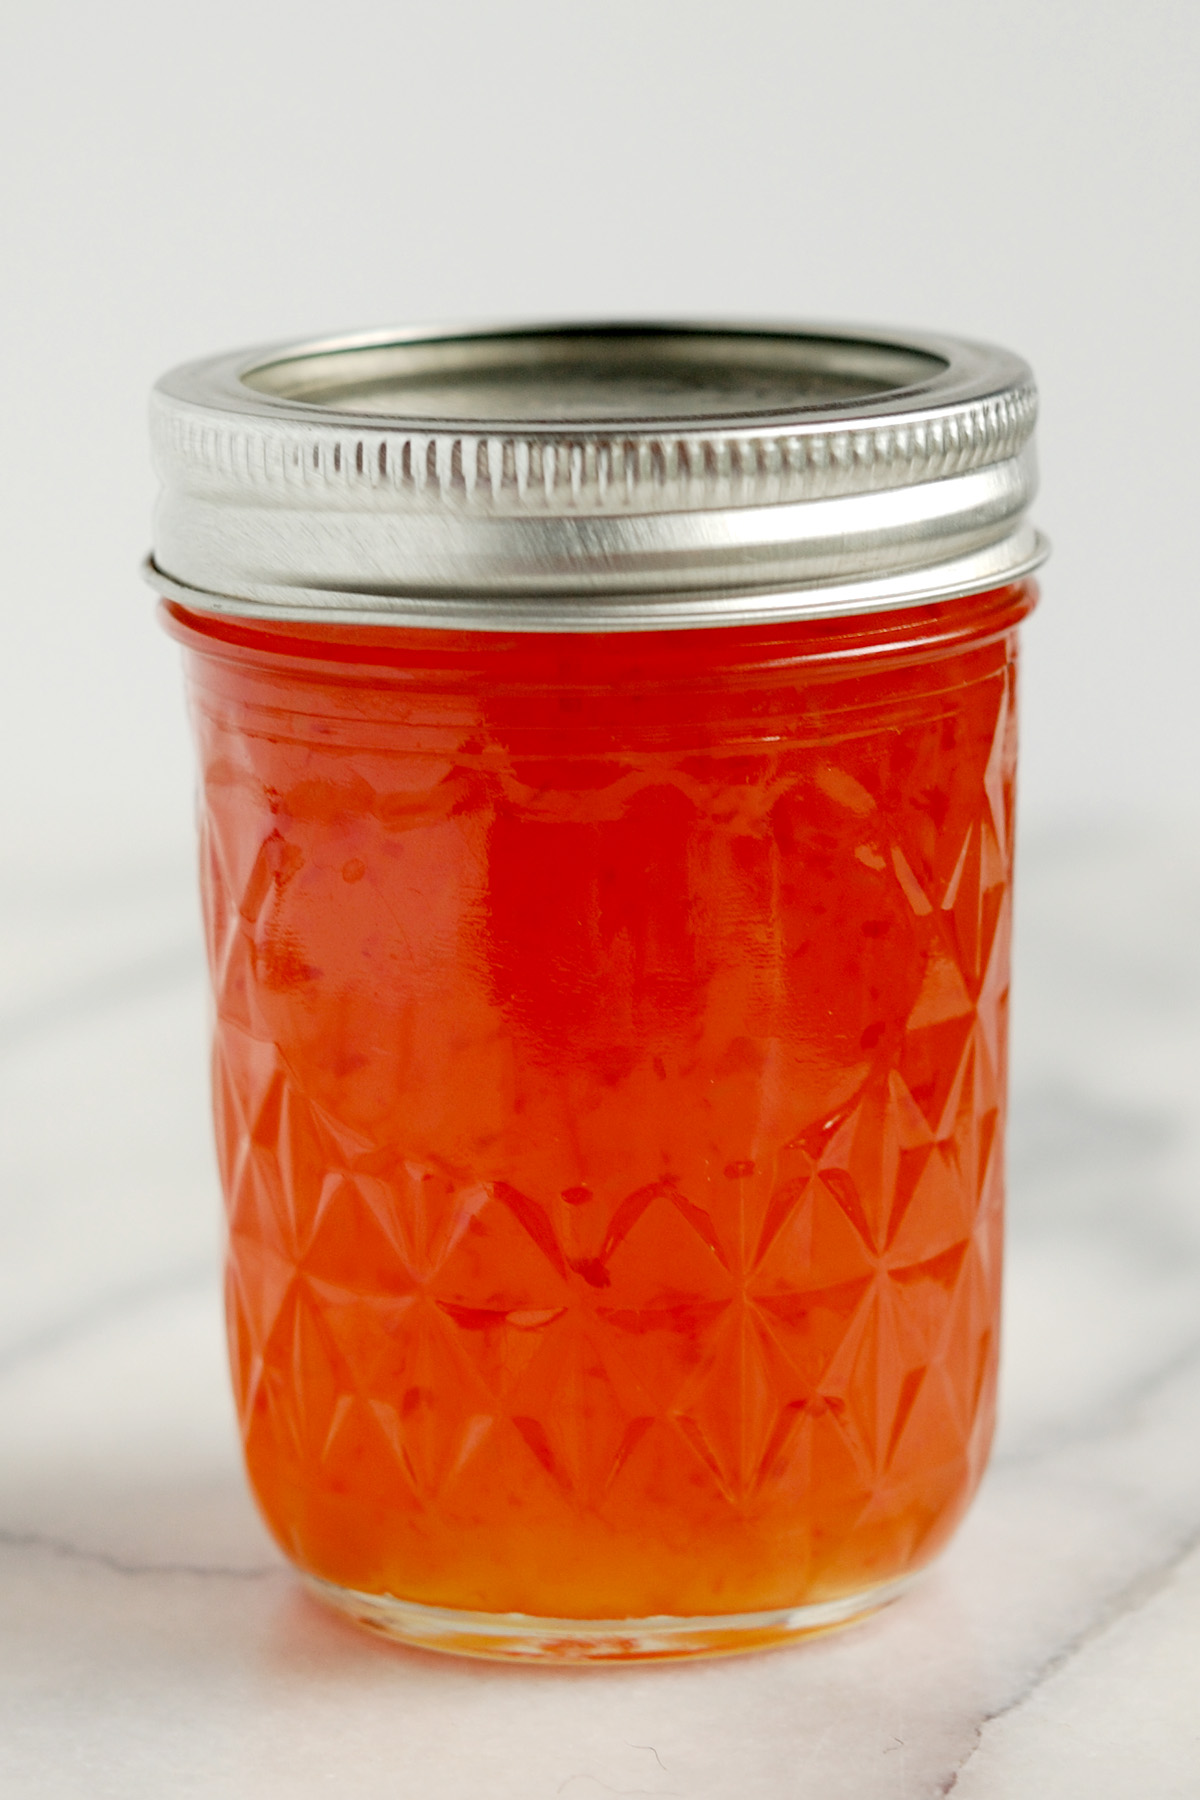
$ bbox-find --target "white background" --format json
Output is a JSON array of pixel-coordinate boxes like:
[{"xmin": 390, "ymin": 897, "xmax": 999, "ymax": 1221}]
[{"xmin": 2, "ymin": 0, "xmax": 1197, "ymax": 887}]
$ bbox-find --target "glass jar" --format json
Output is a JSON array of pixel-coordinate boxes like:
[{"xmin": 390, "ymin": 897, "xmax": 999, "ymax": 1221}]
[{"xmin": 150, "ymin": 324, "xmax": 1044, "ymax": 1661}]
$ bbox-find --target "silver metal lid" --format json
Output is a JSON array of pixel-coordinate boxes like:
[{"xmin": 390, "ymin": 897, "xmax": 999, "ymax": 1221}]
[{"xmin": 148, "ymin": 321, "xmax": 1045, "ymax": 632}]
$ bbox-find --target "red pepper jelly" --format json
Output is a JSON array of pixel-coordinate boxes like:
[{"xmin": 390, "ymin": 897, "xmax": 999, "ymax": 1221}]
[{"xmin": 150, "ymin": 323, "xmax": 1045, "ymax": 1660}]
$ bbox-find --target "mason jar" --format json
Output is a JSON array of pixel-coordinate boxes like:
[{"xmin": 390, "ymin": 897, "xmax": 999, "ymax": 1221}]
[{"xmin": 149, "ymin": 323, "xmax": 1044, "ymax": 1661}]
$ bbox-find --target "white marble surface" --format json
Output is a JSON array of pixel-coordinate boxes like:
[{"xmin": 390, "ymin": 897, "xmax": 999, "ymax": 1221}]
[{"xmin": 3, "ymin": 822, "xmax": 1199, "ymax": 1798}]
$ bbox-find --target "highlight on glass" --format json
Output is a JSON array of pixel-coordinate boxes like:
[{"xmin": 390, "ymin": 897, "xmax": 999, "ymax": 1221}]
[{"xmin": 149, "ymin": 323, "xmax": 1045, "ymax": 1661}]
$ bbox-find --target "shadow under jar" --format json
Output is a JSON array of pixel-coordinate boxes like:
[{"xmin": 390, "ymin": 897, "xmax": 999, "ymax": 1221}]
[{"xmin": 150, "ymin": 322, "xmax": 1045, "ymax": 1662}]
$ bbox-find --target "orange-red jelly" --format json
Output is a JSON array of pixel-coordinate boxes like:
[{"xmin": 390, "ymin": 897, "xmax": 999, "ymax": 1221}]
[{"xmin": 168, "ymin": 582, "xmax": 1032, "ymax": 1624}]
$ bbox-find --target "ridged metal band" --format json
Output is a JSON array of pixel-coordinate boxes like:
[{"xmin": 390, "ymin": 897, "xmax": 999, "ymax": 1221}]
[{"xmin": 147, "ymin": 320, "xmax": 1045, "ymax": 631}]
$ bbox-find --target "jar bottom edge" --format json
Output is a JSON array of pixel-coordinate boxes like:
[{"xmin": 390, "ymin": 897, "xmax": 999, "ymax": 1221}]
[{"xmin": 303, "ymin": 1569, "xmax": 922, "ymax": 1665}]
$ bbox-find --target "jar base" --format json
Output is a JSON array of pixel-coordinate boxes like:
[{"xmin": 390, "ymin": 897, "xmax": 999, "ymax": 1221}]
[{"xmin": 305, "ymin": 1570, "xmax": 919, "ymax": 1664}]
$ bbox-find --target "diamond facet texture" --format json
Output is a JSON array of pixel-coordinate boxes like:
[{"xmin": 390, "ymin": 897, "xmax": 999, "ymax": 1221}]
[{"xmin": 185, "ymin": 600, "xmax": 1023, "ymax": 1619}]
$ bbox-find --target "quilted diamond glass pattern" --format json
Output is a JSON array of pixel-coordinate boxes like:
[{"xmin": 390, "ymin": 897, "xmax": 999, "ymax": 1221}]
[{"xmin": 175, "ymin": 585, "xmax": 1031, "ymax": 1620}]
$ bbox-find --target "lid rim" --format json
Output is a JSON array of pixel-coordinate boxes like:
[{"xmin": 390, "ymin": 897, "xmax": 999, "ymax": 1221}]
[{"xmin": 157, "ymin": 318, "xmax": 1033, "ymax": 433}]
